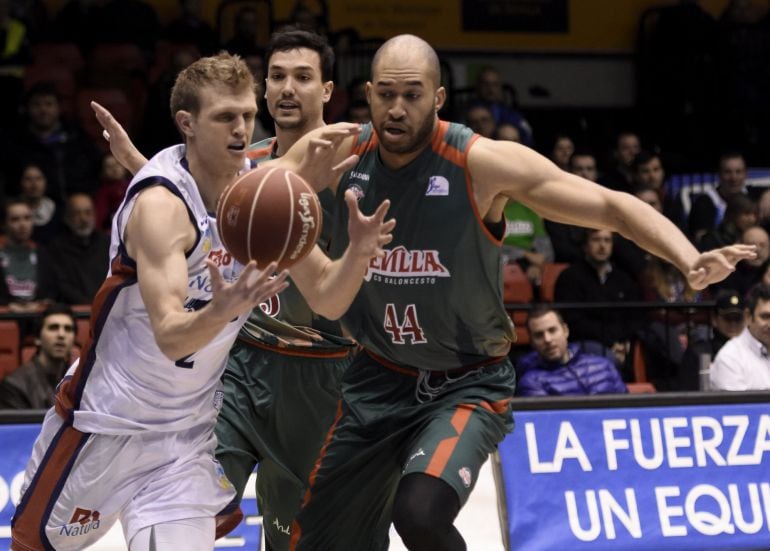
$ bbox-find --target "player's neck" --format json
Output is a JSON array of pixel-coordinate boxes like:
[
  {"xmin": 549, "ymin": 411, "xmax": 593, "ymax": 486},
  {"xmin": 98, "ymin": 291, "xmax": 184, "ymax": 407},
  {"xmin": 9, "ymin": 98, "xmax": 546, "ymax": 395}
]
[
  {"xmin": 274, "ymin": 120, "xmax": 326, "ymax": 157},
  {"xmin": 378, "ymin": 142, "xmax": 430, "ymax": 171},
  {"xmin": 186, "ymin": 155, "xmax": 240, "ymax": 211}
]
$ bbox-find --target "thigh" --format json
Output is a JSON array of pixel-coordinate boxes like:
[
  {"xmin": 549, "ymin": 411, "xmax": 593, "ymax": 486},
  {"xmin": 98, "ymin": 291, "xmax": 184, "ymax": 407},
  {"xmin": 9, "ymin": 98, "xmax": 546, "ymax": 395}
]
[
  {"xmin": 129, "ymin": 517, "xmax": 215, "ymax": 551},
  {"xmin": 13, "ymin": 411, "xmax": 137, "ymax": 551}
]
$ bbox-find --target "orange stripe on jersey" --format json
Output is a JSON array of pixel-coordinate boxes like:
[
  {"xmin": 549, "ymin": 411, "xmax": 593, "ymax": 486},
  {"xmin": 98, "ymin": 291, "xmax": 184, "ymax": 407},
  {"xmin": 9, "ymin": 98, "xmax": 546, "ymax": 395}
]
[
  {"xmin": 431, "ymin": 120, "xmax": 473, "ymax": 168},
  {"xmin": 424, "ymin": 404, "xmax": 477, "ymax": 478},
  {"xmin": 12, "ymin": 424, "xmax": 90, "ymax": 551},
  {"xmin": 351, "ymin": 127, "xmax": 378, "ymax": 157},
  {"xmin": 56, "ymin": 254, "xmax": 137, "ymax": 419},
  {"xmin": 246, "ymin": 145, "xmax": 274, "ymax": 162},
  {"xmin": 479, "ymin": 397, "xmax": 512, "ymax": 415},
  {"xmin": 289, "ymin": 399, "xmax": 344, "ymax": 551}
]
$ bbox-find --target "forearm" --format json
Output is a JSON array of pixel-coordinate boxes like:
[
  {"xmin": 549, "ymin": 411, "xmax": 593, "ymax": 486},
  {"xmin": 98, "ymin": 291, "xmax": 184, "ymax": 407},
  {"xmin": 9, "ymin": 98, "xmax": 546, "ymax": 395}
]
[{"xmin": 151, "ymin": 304, "xmax": 233, "ymax": 361}]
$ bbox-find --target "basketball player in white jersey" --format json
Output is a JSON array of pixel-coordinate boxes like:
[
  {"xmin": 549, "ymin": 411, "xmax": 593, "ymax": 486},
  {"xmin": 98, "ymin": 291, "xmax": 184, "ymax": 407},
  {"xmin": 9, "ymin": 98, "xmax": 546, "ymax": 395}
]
[{"xmin": 11, "ymin": 53, "xmax": 393, "ymax": 551}]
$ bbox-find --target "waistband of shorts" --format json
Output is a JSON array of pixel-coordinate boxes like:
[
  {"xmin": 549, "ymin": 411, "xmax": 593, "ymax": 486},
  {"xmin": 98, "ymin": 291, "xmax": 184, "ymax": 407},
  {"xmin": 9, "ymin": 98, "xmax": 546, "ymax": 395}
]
[
  {"xmin": 236, "ymin": 334, "xmax": 355, "ymax": 359},
  {"xmin": 364, "ymin": 349, "xmax": 508, "ymax": 378}
]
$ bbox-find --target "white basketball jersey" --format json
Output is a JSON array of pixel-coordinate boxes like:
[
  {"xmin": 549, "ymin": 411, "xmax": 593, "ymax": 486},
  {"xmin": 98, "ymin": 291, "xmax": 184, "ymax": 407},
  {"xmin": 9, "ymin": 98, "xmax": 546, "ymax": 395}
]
[{"xmin": 60, "ymin": 145, "xmax": 251, "ymax": 435}]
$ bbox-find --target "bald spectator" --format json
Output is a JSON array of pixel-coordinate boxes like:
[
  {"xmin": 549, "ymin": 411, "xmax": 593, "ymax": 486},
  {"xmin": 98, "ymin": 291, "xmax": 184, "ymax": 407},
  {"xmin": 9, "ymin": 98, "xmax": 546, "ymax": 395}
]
[
  {"xmin": 46, "ymin": 193, "xmax": 110, "ymax": 304},
  {"xmin": 0, "ymin": 303, "xmax": 76, "ymax": 409},
  {"xmin": 472, "ymin": 66, "xmax": 533, "ymax": 145},
  {"xmin": 494, "ymin": 123, "xmax": 521, "ymax": 143}
]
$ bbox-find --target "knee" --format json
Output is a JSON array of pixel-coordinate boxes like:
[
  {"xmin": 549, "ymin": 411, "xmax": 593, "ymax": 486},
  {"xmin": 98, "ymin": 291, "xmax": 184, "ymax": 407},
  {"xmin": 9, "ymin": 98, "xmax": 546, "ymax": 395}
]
[{"xmin": 392, "ymin": 475, "xmax": 459, "ymax": 543}]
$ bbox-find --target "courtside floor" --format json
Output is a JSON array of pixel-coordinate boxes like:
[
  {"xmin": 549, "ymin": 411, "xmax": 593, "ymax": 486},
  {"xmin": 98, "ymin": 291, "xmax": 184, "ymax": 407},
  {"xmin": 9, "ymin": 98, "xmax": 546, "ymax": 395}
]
[{"xmin": 82, "ymin": 457, "xmax": 504, "ymax": 551}]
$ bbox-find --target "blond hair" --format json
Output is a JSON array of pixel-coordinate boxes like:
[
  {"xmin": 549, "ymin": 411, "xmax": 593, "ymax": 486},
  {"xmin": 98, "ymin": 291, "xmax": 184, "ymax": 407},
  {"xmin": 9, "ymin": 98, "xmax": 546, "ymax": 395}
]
[{"xmin": 170, "ymin": 52, "xmax": 256, "ymax": 117}]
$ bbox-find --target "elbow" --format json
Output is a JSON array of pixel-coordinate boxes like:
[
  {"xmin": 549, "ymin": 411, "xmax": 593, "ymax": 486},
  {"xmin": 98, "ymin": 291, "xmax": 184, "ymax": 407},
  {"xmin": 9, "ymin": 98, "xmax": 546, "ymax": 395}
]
[{"xmin": 306, "ymin": 296, "xmax": 345, "ymax": 320}]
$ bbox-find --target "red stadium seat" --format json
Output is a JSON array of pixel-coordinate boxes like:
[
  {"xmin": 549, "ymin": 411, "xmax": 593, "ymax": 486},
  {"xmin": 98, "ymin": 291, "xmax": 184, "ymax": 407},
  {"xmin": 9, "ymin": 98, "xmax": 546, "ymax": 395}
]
[
  {"xmin": 0, "ymin": 319, "xmax": 20, "ymax": 380},
  {"xmin": 76, "ymin": 88, "xmax": 133, "ymax": 151},
  {"xmin": 539, "ymin": 262, "xmax": 568, "ymax": 302},
  {"xmin": 31, "ymin": 42, "xmax": 85, "ymax": 75},
  {"xmin": 627, "ymin": 382, "xmax": 657, "ymax": 394},
  {"xmin": 632, "ymin": 341, "xmax": 648, "ymax": 383}
]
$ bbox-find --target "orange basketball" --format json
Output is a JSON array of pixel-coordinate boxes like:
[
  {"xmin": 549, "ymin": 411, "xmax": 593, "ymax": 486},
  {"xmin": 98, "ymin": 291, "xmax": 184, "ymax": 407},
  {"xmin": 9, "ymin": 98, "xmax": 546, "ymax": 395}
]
[{"xmin": 216, "ymin": 166, "xmax": 322, "ymax": 270}]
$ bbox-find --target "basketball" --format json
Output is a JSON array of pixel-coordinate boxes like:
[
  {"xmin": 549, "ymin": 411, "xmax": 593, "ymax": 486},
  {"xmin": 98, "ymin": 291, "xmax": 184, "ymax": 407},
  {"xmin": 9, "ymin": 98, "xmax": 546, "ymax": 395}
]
[{"xmin": 216, "ymin": 166, "xmax": 322, "ymax": 270}]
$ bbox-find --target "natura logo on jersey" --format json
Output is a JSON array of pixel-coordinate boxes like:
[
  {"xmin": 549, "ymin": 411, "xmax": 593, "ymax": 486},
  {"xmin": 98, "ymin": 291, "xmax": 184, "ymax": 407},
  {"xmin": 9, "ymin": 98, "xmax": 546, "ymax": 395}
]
[{"xmin": 365, "ymin": 246, "xmax": 450, "ymax": 285}]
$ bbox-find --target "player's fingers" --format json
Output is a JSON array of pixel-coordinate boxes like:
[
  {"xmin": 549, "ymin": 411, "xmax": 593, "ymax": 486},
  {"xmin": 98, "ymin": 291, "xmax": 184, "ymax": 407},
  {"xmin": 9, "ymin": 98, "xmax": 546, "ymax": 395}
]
[
  {"xmin": 379, "ymin": 233, "xmax": 394, "ymax": 245},
  {"xmin": 333, "ymin": 154, "xmax": 360, "ymax": 174},
  {"xmin": 372, "ymin": 199, "xmax": 391, "ymax": 221},
  {"xmin": 206, "ymin": 259, "xmax": 225, "ymax": 290},
  {"xmin": 344, "ymin": 189, "xmax": 361, "ymax": 214},
  {"xmin": 307, "ymin": 138, "xmax": 333, "ymax": 150},
  {"xmin": 381, "ymin": 218, "xmax": 397, "ymax": 233}
]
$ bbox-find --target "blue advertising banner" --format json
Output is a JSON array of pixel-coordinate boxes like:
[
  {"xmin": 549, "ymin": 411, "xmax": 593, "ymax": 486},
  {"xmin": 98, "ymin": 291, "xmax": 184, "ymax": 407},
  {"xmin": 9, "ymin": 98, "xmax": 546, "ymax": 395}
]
[
  {"xmin": 0, "ymin": 423, "xmax": 261, "ymax": 550},
  {"xmin": 499, "ymin": 402, "xmax": 770, "ymax": 551}
]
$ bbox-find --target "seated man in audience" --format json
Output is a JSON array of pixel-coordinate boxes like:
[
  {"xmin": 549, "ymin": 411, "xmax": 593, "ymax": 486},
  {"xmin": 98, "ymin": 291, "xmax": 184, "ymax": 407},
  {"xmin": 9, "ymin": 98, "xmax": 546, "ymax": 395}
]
[
  {"xmin": 0, "ymin": 303, "xmax": 76, "ymax": 409},
  {"xmin": 516, "ymin": 305, "xmax": 627, "ymax": 396},
  {"xmin": 714, "ymin": 225, "xmax": 770, "ymax": 295},
  {"xmin": 554, "ymin": 228, "xmax": 641, "ymax": 369},
  {"xmin": 680, "ymin": 289, "xmax": 745, "ymax": 390},
  {"xmin": 711, "ymin": 283, "xmax": 770, "ymax": 390},
  {"xmin": 46, "ymin": 192, "xmax": 110, "ymax": 304}
]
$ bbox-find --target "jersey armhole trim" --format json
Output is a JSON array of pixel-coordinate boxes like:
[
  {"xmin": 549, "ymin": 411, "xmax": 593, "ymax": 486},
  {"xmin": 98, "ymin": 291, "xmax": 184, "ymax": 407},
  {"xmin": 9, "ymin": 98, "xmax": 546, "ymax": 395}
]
[{"xmin": 464, "ymin": 135, "xmax": 503, "ymax": 246}]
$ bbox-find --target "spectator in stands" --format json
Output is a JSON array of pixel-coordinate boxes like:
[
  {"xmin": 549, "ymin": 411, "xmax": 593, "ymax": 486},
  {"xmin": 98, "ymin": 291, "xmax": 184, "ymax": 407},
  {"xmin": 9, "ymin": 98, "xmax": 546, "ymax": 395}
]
[
  {"xmin": 554, "ymin": 228, "xmax": 640, "ymax": 368},
  {"xmin": 472, "ymin": 65, "xmax": 534, "ymax": 145},
  {"xmin": 3, "ymin": 82, "xmax": 101, "ymax": 204},
  {"xmin": 46, "ymin": 193, "xmax": 109, "ymax": 304},
  {"xmin": 711, "ymin": 283, "xmax": 770, "ymax": 390},
  {"xmin": 464, "ymin": 103, "xmax": 496, "ymax": 139},
  {"xmin": 545, "ymin": 150, "xmax": 599, "ymax": 264},
  {"xmin": 599, "ymin": 130, "xmax": 641, "ymax": 193},
  {"xmin": 18, "ymin": 162, "xmax": 60, "ymax": 244},
  {"xmin": 499, "ymin": 199, "xmax": 554, "ymax": 288},
  {"xmin": 630, "ymin": 150, "xmax": 682, "ymax": 225},
  {"xmin": 550, "ymin": 134, "xmax": 575, "ymax": 171},
  {"xmin": 688, "ymin": 152, "xmax": 754, "ymax": 241},
  {"xmin": 516, "ymin": 305, "xmax": 627, "ymax": 396},
  {"xmin": 612, "ymin": 184, "xmax": 663, "ymax": 280},
  {"xmin": 494, "ymin": 123, "xmax": 521, "ymax": 143},
  {"xmin": 94, "ymin": 153, "xmax": 130, "ymax": 232},
  {"xmin": 715, "ymin": 225, "xmax": 770, "ymax": 295},
  {"xmin": 0, "ymin": 303, "xmax": 76, "ymax": 409},
  {"xmin": 163, "ymin": 0, "xmax": 218, "ymax": 56},
  {"xmin": 223, "ymin": 6, "xmax": 261, "ymax": 56},
  {"xmin": 0, "ymin": 197, "xmax": 52, "ymax": 312},
  {"xmin": 698, "ymin": 193, "xmax": 757, "ymax": 251},
  {"xmin": 680, "ymin": 289, "xmax": 745, "ymax": 390}
]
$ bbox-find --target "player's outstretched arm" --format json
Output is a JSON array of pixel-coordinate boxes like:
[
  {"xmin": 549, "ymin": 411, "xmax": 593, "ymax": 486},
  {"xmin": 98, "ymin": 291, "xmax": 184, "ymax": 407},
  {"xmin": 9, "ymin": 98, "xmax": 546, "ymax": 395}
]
[
  {"xmin": 127, "ymin": 186, "xmax": 289, "ymax": 360},
  {"xmin": 92, "ymin": 101, "xmax": 148, "ymax": 175},
  {"xmin": 468, "ymin": 138, "xmax": 755, "ymax": 290},
  {"xmin": 268, "ymin": 123, "xmax": 361, "ymax": 194},
  {"xmin": 289, "ymin": 189, "xmax": 396, "ymax": 319}
]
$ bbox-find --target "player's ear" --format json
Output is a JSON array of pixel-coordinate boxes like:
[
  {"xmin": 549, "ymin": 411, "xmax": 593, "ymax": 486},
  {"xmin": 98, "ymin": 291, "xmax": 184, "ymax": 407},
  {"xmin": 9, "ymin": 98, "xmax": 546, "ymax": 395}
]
[
  {"xmin": 365, "ymin": 81, "xmax": 372, "ymax": 105},
  {"xmin": 322, "ymin": 80, "xmax": 333, "ymax": 104},
  {"xmin": 175, "ymin": 110, "xmax": 194, "ymax": 138},
  {"xmin": 434, "ymin": 86, "xmax": 446, "ymax": 113}
]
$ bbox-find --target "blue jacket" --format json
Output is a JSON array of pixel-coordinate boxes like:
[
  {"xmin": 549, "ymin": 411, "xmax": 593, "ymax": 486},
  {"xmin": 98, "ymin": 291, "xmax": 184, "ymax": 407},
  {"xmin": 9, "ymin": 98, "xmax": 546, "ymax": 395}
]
[{"xmin": 516, "ymin": 344, "xmax": 628, "ymax": 396}]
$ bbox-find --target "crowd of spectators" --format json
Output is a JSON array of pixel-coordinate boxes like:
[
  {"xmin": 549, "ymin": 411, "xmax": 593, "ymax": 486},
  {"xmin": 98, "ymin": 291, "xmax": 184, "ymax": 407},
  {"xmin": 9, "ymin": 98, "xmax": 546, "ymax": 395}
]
[{"xmin": 2, "ymin": 0, "xmax": 770, "ymax": 400}]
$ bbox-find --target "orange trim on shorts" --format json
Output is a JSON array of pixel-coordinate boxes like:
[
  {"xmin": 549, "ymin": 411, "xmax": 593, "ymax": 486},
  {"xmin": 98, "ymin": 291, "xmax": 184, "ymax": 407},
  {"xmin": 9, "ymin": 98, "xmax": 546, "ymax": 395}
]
[
  {"xmin": 12, "ymin": 424, "xmax": 90, "ymax": 551},
  {"xmin": 479, "ymin": 397, "xmax": 512, "ymax": 415},
  {"xmin": 424, "ymin": 404, "xmax": 477, "ymax": 479},
  {"xmin": 235, "ymin": 335, "xmax": 354, "ymax": 359},
  {"xmin": 289, "ymin": 399, "xmax": 345, "ymax": 551}
]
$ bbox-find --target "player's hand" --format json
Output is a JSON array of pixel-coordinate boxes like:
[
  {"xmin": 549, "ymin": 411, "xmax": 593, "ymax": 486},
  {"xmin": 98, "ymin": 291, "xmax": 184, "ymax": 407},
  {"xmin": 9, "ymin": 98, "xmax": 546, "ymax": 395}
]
[
  {"xmin": 686, "ymin": 244, "xmax": 757, "ymax": 290},
  {"xmin": 91, "ymin": 101, "xmax": 148, "ymax": 175},
  {"xmin": 345, "ymin": 190, "xmax": 396, "ymax": 260},
  {"xmin": 206, "ymin": 260, "xmax": 289, "ymax": 320},
  {"xmin": 296, "ymin": 123, "xmax": 361, "ymax": 191}
]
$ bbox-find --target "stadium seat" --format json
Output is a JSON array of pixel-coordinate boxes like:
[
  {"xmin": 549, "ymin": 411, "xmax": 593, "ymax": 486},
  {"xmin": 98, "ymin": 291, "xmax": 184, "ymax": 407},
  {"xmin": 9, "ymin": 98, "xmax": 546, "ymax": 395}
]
[
  {"xmin": 89, "ymin": 42, "xmax": 147, "ymax": 76},
  {"xmin": 632, "ymin": 340, "xmax": 648, "ymax": 383},
  {"xmin": 539, "ymin": 262, "xmax": 568, "ymax": 302},
  {"xmin": 0, "ymin": 319, "xmax": 20, "ymax": 380},
  {"xmin": 503, "ymin": 264, "xmax": 533, "ymax": 304},
  {"xmin": 76, "ymin": 88, "xmax": 133, "ymax": 151},
  {"xmin": 31, "ymin": 41, "xmax": 85, "ymax": 75},
  {"xmin": 627, "ymin": 382, "xmax": 657, "ymax": 394}
]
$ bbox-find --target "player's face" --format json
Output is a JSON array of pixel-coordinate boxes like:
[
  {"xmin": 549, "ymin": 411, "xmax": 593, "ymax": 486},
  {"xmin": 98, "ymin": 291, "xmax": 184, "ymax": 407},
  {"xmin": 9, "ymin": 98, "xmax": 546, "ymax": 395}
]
[
  {"xmin": 528, "ymin": 312, "xmax": 570, "ymax": 363},
  {"xmin": 266, "ymin": 48, "xmax": 331, "ymax": 131},
  {"xmin": 188, "ymin": 83, "xmax": 257, "ymax": 172},
  {"xmin": 367, "ymin": 60, "xmax": 444, "ymax": 157},
  {"xmin": 38, "ymin": 313, "xmax": 75, "ymax": 362},
  {"xmin": 5, "ymin": 203, "xmax": 34, "ymax": 242}
]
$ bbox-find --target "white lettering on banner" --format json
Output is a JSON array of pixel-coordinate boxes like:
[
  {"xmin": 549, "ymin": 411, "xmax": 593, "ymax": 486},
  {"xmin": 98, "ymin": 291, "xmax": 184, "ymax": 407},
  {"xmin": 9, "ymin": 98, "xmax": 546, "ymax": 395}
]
[
  {"xmin": 656, "ymin": 483, "xmax": 770, "ymax": 537},
  {"xmin": 526, "ymin": 421, "xmax": 592, "ymax": 473},
  {"xmin": 602, "ymin": 414, "xmax": 770, "ymax": 470},
  {"xmin": 565, "ymin": 489, "xmax": 641, "ymax": 541}
]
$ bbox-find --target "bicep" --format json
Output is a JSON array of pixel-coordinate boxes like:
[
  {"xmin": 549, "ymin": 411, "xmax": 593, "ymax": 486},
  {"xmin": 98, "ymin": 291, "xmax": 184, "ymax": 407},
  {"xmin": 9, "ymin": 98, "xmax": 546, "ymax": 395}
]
[
  {"xmin": 125, "ymin": 188, "xmax": 195, "ymax": 326},
  {"xmin": 469, "ymin": 139, "xmax": 620, "ymax": 229}
]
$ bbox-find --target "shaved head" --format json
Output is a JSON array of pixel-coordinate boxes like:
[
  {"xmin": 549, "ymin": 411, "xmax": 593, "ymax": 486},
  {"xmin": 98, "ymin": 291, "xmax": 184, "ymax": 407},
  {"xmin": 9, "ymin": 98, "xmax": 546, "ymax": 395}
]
[{"xmin": 371, "ymin": 34, "xmax": 441, "ymax": 87}]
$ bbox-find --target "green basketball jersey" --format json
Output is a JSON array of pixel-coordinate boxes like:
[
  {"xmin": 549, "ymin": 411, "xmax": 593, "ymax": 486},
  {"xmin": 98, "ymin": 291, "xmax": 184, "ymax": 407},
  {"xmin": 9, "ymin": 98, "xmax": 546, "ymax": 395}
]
[
  {"xmin": 238, "ymin": 137, "xmax": 353, "ymax": 353},
  {"xmin": 330, "ymin": 121, "xmax": 514, "ymax": 369}
]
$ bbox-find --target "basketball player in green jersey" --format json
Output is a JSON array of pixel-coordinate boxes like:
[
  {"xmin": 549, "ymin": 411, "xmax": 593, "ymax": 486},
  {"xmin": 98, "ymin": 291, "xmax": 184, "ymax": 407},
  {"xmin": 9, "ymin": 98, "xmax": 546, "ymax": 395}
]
[
  {"xmin": 263, "ymin": 35, "xmax": 755, "ymax": 551},
  {"xmin": 92, "ymin": 29, "xmax": 366, "ymax": 551}
]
